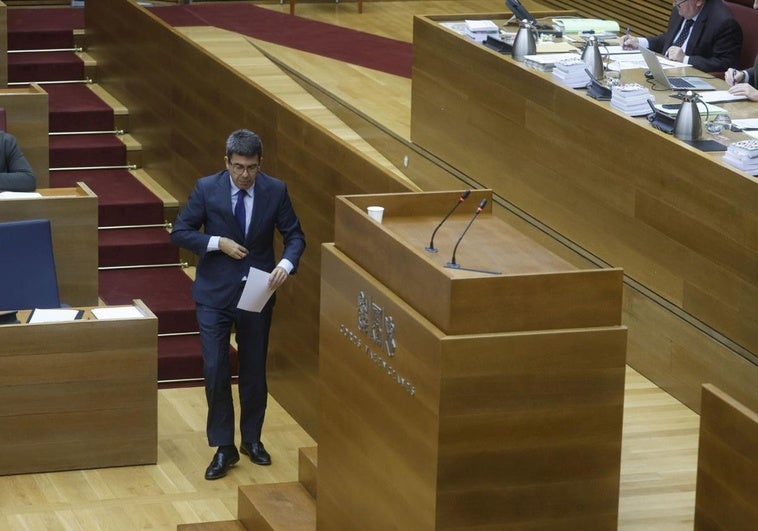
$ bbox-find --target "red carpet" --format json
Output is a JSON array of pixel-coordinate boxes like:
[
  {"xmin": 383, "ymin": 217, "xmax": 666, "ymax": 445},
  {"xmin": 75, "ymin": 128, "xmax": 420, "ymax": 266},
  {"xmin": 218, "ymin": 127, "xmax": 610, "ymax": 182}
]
[
  {"xmin": 49, "ymin": 134, "xmax": 127, "ymax": 168},
  {"xmin": 99, "ymin": 228, "xmax": 179, "ymax": 267},
  {"xmin": 99, "ymin": 268, "xmax": 198, "ymax": 334},
  {"xmin": 6, "ymin": 7, "xmax": 83, "ymax": 49},
  {"xmin": 7, "ymin": 51, "xmax": 84, "ymax": 83},
  {"xmin": 50, "ymin": 169, "xmax": 165, "ymax": 227},
  {"xmin": 47, "ymin": 84, "xmax": 115, "ymax": 132},
  {"xmin": 150, "ymin": 3, "xmax": 413, "ymax": 78}
]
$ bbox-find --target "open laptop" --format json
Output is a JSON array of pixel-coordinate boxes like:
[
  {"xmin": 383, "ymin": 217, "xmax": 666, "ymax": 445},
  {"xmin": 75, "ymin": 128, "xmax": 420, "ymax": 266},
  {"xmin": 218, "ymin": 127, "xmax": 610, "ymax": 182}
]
[{"xmin": 639, "ymin": 46, "xmax": 716, "ymax": 91}]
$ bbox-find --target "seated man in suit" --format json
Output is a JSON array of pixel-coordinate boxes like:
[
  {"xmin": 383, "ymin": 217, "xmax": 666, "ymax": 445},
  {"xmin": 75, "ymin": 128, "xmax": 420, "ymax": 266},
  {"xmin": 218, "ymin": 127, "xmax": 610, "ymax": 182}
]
[
  {"xmin": 621, "ymin": 0, "xmax": 742, "ymax": 73},
  {"xmin": 725, "ymin": 0, "xmax": 758, "ymax": 101},
  {"xmin": 0, "ymin": 130, "xmax": 36, "ymax": 192}
]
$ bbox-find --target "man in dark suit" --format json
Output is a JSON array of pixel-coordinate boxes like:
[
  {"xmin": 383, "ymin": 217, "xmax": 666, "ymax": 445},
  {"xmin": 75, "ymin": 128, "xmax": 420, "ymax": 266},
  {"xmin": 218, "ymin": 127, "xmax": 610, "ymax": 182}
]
[
  {"xmin": 171, "ymin": 129, "xmax": 306, "ymax": 480},
  {"xmin": 621, "ymin": 0, "xmax": 742, "ymax": 73},
  {"xmin": 0, "ymin": 131, "xmax": 36, "ymax": 192},
  {"xmin": 726, "ymin": 1, "xmax": 758, "ymax": 101},
  {"xmin": 727, "ymin": 54, "xmax": 758, "ymax": 101}
]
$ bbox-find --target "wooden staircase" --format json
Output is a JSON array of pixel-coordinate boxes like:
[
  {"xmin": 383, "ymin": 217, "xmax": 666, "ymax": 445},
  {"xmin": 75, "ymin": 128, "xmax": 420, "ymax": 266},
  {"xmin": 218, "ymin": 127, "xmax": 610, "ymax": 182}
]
[{"xmin": 178, "ymin": 446, "xmax": 318, "ymax": 531}]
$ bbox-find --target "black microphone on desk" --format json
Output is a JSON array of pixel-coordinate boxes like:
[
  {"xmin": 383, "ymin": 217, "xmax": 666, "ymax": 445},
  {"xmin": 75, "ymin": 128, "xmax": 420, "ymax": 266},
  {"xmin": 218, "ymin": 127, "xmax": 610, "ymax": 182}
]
[
  {"xmin": 444, "ymin": 198, "xmax": 500, "ymax": 276},
  {"xmin": 425, "ymin": 190, "xmax": 470, "ymax": 253}
]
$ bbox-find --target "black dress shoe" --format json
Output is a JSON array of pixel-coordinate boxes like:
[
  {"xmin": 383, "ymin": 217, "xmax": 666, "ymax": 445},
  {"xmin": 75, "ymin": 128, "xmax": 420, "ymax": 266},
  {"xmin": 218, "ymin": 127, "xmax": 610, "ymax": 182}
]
[
  {"xmin": 204, "ymin": 446, "xmax": 240, "ymax": 480},
  {"xmin": 240, "ymin": 441, "xmax": 272, "ymax": 466}
]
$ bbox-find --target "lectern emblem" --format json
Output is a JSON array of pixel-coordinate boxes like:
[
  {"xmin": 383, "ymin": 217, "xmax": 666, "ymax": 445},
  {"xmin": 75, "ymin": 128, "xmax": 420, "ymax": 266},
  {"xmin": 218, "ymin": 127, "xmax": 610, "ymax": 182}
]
[{"xmin": 357, "ymin": 291, "xmax": 397, "ymax": 357}]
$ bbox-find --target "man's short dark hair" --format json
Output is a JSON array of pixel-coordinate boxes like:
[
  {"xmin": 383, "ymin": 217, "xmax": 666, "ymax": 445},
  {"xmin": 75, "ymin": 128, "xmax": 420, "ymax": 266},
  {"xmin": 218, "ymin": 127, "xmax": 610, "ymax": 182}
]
[{"xmin": 226, "ymin": 129, "xmax": 263, "ymax": 159}]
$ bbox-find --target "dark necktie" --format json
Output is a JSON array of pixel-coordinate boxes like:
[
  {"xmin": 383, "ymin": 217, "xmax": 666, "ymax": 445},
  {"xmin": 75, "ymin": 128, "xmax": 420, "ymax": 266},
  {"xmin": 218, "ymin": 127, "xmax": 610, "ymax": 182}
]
[
  {"xmin": 672, "ymin": 19, "xmax": 694, "ymax": 49},
  {"xmin": 234, "ymin": 189, "xmax": 247, "ymax": 235}
]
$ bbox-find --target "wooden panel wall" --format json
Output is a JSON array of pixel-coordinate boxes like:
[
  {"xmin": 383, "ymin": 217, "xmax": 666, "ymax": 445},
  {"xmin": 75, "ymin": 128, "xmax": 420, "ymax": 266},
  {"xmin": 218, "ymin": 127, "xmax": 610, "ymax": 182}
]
[
  {"xmin": 694, "ymin": 384, "xmax": 758, "ymax": 530},
  {"xmin": 0, "ymin": 84, "xmax": 50, "ymax": 187},
  {"xmin": 85, "ymin": 0, "xmax": 414, "ymax": 437},
  {"xmin": 0, "ymin": 183, "xmax": 99, "ymax": 307},
  {"xmin": 0, "ymin": 2, "xmax": 7, "ymax": 88},
  {"xmin": 533, "ymin": 0, "xmax": 671, "ymax": 37}
]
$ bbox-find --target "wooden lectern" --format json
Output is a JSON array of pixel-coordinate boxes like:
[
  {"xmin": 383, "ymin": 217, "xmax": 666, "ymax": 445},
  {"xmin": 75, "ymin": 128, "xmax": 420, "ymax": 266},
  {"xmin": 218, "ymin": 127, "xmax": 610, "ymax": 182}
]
[{"xmin": 319, "ymin": 190, "xmax": 627, "ymax": 529}]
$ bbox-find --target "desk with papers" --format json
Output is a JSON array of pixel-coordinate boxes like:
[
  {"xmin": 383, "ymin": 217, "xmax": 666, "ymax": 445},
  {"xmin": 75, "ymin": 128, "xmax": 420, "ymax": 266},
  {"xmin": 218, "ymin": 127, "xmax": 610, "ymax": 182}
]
[
  {"xmin": 0, "ymin": 300, "xmax": 157, "ymax": 475},
  {"xmin": 411, "ymin": 13, "xmax": 758, "ymax": 413}
]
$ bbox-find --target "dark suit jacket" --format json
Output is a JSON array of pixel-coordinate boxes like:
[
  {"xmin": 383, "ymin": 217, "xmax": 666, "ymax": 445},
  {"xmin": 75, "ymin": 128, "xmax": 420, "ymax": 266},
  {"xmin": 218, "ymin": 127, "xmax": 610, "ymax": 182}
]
[
  {"xmin": 647, "ymin": 0, "xmax": 742, "ymax": 73},
  {"xmin": 170, "ymin": 169, "xmax": 306, "ymax": 309},
  {"xmin": 748, "ymin": 55, "xmax": 758, "ymax": 88},
  {"xmin": 0, "ymin": 131, "xmax": 36, "ymax": 192}
]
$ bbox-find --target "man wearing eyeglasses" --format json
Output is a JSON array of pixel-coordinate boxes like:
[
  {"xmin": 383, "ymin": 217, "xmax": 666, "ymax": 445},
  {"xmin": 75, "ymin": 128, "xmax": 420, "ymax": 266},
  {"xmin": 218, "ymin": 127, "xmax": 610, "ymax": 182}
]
[
  {"xmin": 171, "ymin": 129, "xmax": 306, "ymax": 480},
  {"xmin": 621, "ymin": 0, "xmax": 741, "ymax": 73}
]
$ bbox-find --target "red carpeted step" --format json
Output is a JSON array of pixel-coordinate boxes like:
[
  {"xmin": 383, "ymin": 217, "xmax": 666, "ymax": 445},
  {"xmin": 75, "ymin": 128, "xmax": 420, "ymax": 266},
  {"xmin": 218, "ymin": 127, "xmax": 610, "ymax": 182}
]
[
  {"xmin": 158, "ymin": 335, "xmax": 238, "ymax": 383},
  {"xmin": 50, "ymin": 134, "xmax": 126, "ymax": 168},
  {"xmin": 99, "ymin": 267, "xmax": 198, "ymax": 335},
  {"xmin": 7, "ymin": 7, "xmax": 84, "ymax": 34},
  {"xmin": 158, "ymin": 335, "xmax": 204, "ymax": 382},
  {"xmin": 47, "ymin": 84, "xmax": 115, "ymax": 132},
  {"xmin": 7, "ymin": 51, "xmax": 84, "ymax": 83},
  {"xmin": 50, "ymin": 169, "xmax": 164, "ymax": 227},
  {"xmin": 99, "ymin": 227, "xmax": 179, "ymax": 267},
  {"xmin": 6, "ymin": 6, "xmax": 82, "ymax": 51},
  {"xmin": 8, "ymin": 29, "xmax": 75, "ymax": 51}
]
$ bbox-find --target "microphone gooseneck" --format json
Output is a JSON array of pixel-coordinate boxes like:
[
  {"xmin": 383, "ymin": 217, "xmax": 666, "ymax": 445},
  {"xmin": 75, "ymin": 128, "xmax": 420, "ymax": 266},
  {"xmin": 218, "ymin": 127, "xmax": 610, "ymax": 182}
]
[
  {"xmin": 447, "ymin": 198, "xmax": 487, "ymax": 268},
  {"xmin": 425, "ymin": 190, "xmax": 470, "ymax": 253}
]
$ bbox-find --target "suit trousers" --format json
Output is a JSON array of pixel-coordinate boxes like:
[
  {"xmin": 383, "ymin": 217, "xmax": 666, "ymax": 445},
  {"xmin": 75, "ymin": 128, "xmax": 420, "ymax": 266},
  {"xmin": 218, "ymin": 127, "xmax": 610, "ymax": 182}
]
[{"xmin": 196, "ymin": 288, "xmax": 275, "ymax": 447}]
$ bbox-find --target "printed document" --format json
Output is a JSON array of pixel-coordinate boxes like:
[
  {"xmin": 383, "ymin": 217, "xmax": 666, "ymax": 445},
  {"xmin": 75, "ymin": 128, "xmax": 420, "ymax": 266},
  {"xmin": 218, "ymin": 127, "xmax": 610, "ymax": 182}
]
[{"xmin": 237, "ymin": 267, "xmax": 275, "ymax": 312}]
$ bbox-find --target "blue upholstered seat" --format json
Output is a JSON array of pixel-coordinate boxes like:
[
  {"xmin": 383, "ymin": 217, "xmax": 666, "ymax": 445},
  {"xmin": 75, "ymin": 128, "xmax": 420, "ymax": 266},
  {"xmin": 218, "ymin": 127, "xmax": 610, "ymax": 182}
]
[{"xmin": 0, "ymin": 219, "xmax": 61, "ymax": 311}]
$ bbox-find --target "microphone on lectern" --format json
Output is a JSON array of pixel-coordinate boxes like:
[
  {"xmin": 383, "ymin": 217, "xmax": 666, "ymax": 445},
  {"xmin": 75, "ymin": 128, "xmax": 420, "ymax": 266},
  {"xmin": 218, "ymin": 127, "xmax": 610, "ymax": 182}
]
[
  {"xmin": 446, "ymin": 198, "xmax": 487, "ymax": 269},
  {"xmin": 425, "ymin": 190, "xmax": 471, "ymax": 253}
]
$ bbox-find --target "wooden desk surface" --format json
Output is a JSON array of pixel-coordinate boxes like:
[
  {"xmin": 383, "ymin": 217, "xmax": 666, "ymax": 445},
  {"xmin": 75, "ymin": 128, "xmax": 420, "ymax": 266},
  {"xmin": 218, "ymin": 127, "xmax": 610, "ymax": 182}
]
[{"xmin": 411, "ymin": 14, "xmax": 758, "ymax": 411}]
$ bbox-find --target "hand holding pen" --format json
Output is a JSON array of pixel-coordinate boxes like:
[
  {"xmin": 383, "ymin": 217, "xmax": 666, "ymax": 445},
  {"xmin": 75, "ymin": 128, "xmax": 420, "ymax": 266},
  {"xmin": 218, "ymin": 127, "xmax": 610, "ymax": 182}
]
[
  {"xmin": 621, "ymin": 27, "xmax": 639, "ymax": 50},
  {"xmin": 725, "ymin": 68, "xmax": 744, "ymax": 87}
]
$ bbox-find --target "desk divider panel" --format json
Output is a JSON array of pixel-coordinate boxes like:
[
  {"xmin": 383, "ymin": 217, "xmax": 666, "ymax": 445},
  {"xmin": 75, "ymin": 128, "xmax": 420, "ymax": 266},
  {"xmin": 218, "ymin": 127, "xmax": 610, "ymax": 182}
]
[
  {"xmin": 319, "ymin": 191, "xmax": 627, "ymax": 529},
  {"xmin": 0, "ymin": 300, "xmax": 158, "ymax": 475},
  {"xmin": 0, "ymin": 182, "xmax": 98, "ymax": 307}
]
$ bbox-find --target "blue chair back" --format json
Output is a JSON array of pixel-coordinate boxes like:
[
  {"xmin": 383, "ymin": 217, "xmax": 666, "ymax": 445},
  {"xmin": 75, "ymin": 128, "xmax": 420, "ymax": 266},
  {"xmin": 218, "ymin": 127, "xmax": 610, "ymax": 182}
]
[{"xmin": 0, "ymin": 219, "xmax": 61, "ymax": 311}]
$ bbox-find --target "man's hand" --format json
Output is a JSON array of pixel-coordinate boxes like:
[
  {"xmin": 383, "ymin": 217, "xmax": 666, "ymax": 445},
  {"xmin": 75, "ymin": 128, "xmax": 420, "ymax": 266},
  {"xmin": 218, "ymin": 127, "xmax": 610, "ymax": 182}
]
[
  {"xmin": 665, "ymin": 46, "xmax": 685, "ymax": 62},
  {"xmin": 219, "ymin": 236, "xmax": 249, "ymax": 260},
  {"xmin": 728, "ymin": 83, "xmax": 758, "ymax": 102},
  {"xmin": 268, "ymin": 266, "xmax": 289, "ymax": 290},
  {"xmin": 621, "ymin": 35, "xmax": 639, "ymax": 50}
]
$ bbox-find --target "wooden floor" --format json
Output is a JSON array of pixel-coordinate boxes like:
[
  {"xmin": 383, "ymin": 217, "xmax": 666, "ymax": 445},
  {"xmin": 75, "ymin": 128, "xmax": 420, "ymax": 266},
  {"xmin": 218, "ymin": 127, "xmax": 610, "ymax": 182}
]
[{"xmin": 0, "ymin": 2, "xmax": 701, "ymax": 529}]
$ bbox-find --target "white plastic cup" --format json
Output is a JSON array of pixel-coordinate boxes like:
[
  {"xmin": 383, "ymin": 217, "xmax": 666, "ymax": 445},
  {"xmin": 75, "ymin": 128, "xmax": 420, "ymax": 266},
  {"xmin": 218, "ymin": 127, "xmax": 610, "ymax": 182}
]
[{"xmin": 366, "ymin": 206, "xmax": 384, "ymax": 223}]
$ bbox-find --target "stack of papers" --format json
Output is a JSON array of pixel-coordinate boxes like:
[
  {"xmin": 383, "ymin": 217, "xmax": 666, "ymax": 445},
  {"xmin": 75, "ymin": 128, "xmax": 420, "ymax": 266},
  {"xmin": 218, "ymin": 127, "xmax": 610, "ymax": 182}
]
[
  {"xmin": 552, "ymin": 18, "xmax": 620, "ymax": 34},
  {"xmin": 610, "ymin": 83, "xmax": 654, "ymax": 116},
  {"xmin": 464, "ymin": 19, "xmax": 500, "ymax": 43},
  {"xmin": 551, "ymin": 57, "xmax": 590, "ymax": 88},
  {"xmin": 723, "ymin": 139, "xmax": 758, "ymax": 174},
  {"xmin": 524, "ymin": 52, "xmax": 579, "ymax": 72}
]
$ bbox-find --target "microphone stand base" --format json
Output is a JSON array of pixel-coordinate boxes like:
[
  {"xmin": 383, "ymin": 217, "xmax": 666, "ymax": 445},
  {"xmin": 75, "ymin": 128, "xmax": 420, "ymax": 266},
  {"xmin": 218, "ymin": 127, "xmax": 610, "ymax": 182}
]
[
  {"xmin": 444, "ymin": 263, "xmax": 501, "ymax": 275},
  {"xmin": 425, "ymin": 246, "xmax": 439, "ymax": 253}
]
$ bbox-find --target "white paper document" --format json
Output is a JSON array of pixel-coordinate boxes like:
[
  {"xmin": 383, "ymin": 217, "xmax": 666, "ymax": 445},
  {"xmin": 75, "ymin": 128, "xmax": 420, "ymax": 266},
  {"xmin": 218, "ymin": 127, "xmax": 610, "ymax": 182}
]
[
  {"xmin": 696, "ymin": 91, "xmax": 748, "ymax": 104},
  {"xmin": 27, "ymin": 308, "xmax": 82, "ymax": 323},
  {"xmin": 0, "ymin": 191, "xmax": 43, "ymax": 200},
  {"xmin": 731, "ymin": 118, "xmax": 758, "ymax": 129},
  {"xmin": 91, "ymin": 305, "xmax": 146, "ymax": 320},
  {"xmin": 237, "ymin": 267, "xmax": 275, "ymax": 313}
]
